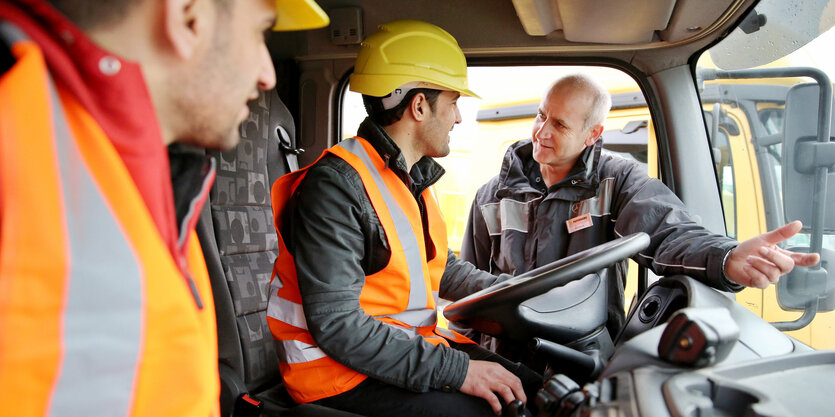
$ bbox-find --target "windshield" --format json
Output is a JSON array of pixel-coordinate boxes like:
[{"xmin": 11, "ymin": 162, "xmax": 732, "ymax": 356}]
[{"xmin": 697, "ymin": 0, "xmax": 835, "ymax": 346}]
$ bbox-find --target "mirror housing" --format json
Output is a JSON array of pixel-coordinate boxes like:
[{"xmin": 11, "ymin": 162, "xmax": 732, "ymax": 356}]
[
  {"xmin": 781, "ymin": 82, "xmax": 835, "ymax": 232},
  {"xmin": 777, "ymin": 247, "xmax": 835, "ymax": 312},
  {"xmin": 777, "ymin": 78, "xmax": 835, "ymax": 323}
]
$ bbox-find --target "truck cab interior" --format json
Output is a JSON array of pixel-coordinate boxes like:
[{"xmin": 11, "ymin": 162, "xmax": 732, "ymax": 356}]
[{"xmin": 197, "ymin": 0, "xmax": 835, "ymax": 416}]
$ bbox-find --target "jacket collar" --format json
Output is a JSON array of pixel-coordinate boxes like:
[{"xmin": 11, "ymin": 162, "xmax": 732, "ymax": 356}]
[
  {"xmin": 168, "ymin": 144, "xmax": 216, "ymax": 252},
  {"xmin": 556, "ymin": 138, "xmax": 601, "ymax": 190},
  {"xmin": 355, "ymin": 117, "xmax": 446, "ymax": 193},
  {"xmin": 1, "ymin": 0, "xmax": 164, "ymax": 155},
  {"xmin": 496, "ymin": 138, "xmax": 602, "ymax": 199},
  {"xmin": 497, "ymin": 139, "xmax": 542, "ymax": 198}
]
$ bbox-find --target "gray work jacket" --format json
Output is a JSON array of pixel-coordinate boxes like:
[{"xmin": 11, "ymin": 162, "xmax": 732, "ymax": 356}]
[
  {"xmin": 460, "ymin": 139, "xmax": 741, "ymax": 334},
  {"xmin": 283, "ymin": 118, "xmax": 506, "ymax": 394}
]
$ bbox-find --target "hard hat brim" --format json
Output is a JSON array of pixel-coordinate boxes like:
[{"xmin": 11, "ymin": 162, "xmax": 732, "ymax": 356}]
[
  {"xmin": 350, "ymin": 73, "xmax": 481, "ymax": 100},
  {"xmin": 273, "ymin": 0, "xmax": 330, "ymax": 31}
]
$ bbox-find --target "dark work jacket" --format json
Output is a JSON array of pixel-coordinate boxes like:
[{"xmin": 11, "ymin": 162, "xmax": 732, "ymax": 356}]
[
  {"xmin": 283, "ymin": 118, "xmax": 507, "ymax": 394},
  {"xmin": 460, "ymin": 139, "xmax": 742, "ymax": 335}
]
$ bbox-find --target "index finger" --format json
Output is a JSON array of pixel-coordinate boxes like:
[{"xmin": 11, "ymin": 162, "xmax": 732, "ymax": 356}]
[
  {"xmin": 494, "ymin": 384, "xmax": 517, "ymax": 409},
  {"xmin": 477, "ymin": 387, "xmax": 502, "ymax": 415},
  {"xmin": 507, "ymin": 375, "xmax": 526, "ymax": 404}
]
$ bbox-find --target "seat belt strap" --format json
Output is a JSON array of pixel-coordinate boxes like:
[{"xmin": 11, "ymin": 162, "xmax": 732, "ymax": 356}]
[{"xmin": 275, "ymin": 125, "xmax": 300, "ymax": 173}]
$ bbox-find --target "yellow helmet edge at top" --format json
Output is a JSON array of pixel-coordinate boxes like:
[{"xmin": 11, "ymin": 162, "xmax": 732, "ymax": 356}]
[
  {"xmin": 350, "ymin": 20, "xmax": 480, "ymax": 99},
  {"xmin": 273, "ymin": 0, "xmax": 330, "ymax": 31}
]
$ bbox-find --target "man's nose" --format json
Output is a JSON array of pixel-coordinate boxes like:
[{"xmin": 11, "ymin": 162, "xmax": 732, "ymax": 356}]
[
  {"xmin": 258, "ymin": 43, "xmax": 277, "ymax": 91},
  {"xmin": 535, "ymin": 119, "xmax": 552, "ymax": 139}
]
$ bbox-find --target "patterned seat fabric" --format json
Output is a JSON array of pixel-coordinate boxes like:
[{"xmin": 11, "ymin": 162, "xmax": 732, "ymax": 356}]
[
  {"xmin": 197, "ymin": 86, "xmax": 363, "ymax": 417},
  {"xmin": 197, "ymin": 89, "xmax": 292, "ymax": 416}
]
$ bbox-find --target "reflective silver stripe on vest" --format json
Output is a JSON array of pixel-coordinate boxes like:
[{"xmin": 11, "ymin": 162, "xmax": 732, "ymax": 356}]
[
  {"xmin": 267, "ymin": 280, "xmax": 309, "ymax": 330},
  {"xmin": 380, "ymin": 308, "xmax": 436, "ymax": 328},
  {"xmin": 45, "ymin": 67, "xmax": 143, "ymax": 415},
  {"xmin": 434, "ymin": 327, "xmax": 457, "ymax": 340},
  {"xmin": 385, "ymin": 323, "xmax": 418, "ymax": 339},
  {"xmin": 338, "ymin": 139, "xmax": 432, "ymax": 326},
  {"xmin": 275, "ymin": 340, "xmax": 328, "ymax": 364},
  {"xmin": 571, "ymin": 177, "xmax": 615, "ymax": 217}
]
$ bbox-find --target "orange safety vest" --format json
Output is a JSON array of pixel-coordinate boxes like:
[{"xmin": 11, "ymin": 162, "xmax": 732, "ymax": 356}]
[
  {"xmin": 0, "ymin": 27, "xmax": 219, "ymax": 417},
  {"xmin": 267, "ymin": 137, "xmax": 473, "ymax": 403}
]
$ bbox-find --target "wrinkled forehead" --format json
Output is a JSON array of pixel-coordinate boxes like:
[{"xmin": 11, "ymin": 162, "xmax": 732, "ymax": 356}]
[{"xmin": 540, "ymin": 83, "xmax": 594, "ymax": 115}]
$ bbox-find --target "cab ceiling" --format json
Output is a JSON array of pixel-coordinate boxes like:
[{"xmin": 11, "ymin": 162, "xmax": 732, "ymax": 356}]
[
  {"xmin": 513, "ymin": 0, "xmax": 737, "ymax": 44},
  {"xmin": 273, "ymin": 0, "xmax": 755, "ymax": 72}
]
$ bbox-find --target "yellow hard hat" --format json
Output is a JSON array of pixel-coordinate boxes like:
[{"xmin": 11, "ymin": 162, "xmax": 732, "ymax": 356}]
[
  {"xmin": 350, "ymin": 20, "xmax": 480, "ymax": 99},
  {"xmin": 273, "ymin": 0, "xmax": 329, "ymax": 31}
]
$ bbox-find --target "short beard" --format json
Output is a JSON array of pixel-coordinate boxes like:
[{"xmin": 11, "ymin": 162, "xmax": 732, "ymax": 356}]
[{"xmin": 168, "ymin": 21, "xmax": 241, "ymax": 150}]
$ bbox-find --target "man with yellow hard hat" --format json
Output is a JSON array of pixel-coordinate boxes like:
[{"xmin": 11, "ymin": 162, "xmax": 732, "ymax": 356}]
[
  {"xmin": 268, "ymin": 20, "xmax": 541, "ymax": 417},
  {"xmin": 0, "ymin": 0, "xmax": 326, "ymax": 415}
]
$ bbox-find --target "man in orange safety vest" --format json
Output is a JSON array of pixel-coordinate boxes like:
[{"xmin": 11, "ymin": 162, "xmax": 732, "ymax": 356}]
[{"xmin": 0, "ymin": 0, "xmax": 327, "ymax": 416}]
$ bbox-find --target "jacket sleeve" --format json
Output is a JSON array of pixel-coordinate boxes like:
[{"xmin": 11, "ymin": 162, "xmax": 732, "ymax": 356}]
[
  {"xmin": 288, "ymin": 163, "xmax": 469, "ymax": 392},
  {"xmin": 440, "ymin": 249, "xmax": 510, "ymax": 301},
  {"xmin": 609, "ymin": 159, "xmax": 742, "ymax": 292}
]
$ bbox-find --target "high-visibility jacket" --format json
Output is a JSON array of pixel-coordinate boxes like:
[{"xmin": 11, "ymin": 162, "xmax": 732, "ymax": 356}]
[
  {"xmin": 0, "ymin": 25, "xmax": 219, "ymax": 417},
  {"xmin": 267, "ymin": 137, "xmax": 472, "ymax": 403}
]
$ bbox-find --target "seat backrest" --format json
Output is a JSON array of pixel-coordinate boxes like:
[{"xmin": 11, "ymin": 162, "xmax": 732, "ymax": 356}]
[{"xmin": 197, "ymin": 89, "xmax": 298, "ymax": 416}]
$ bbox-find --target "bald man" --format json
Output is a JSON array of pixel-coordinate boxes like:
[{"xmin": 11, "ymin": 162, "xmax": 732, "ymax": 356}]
[{"xmin": 461, "ymin": 74, "xmax": 819, "ymax": 346}]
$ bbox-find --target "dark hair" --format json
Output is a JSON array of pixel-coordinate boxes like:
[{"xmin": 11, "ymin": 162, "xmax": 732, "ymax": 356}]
[
  {"xmin": 362, "ymin": 88, "xmax": 442, "ymax": 127},
  {"xmin": 47, "ymin": 0, "xmax": 231, "ymax": 31}
]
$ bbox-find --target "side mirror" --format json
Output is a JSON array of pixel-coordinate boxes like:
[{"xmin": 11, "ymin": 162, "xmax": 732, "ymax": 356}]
[
  {"xmin": 781, "ymin": 82, "xmax": 835, "ymax": 231},
  {"xmin": 777, "ymin": 79, "xmax": 835, "ymax": 324}
]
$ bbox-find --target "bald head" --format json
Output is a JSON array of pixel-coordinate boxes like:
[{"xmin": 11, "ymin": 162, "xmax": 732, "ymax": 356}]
[{"xmin": 547, "ymin": 74, "xmax": 612, "ymax": 131}]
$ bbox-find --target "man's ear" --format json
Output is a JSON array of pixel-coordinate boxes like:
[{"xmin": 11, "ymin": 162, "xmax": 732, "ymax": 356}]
[
  {"xmin": 409, "ymin": 93, "xmax": 428, "ymax": 122},
  {"xmin": 163, "ymin": 0, "xmax": 211, "ymax": 60},
  {"xmin": 585, "ymin": 124, "xmax": 604, "ymax": 147}
]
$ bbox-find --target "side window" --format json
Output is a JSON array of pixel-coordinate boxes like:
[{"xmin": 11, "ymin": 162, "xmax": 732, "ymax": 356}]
[
  {"xmin": 340, "ymin": 66, "xmax": 650, "ymax": 253},
  {"xmin": 759, "ymin": 107, "xmax": 784, "ymax": 135},
  {"xmin": 696, "ymin": 78, "xmax": 788, "ymax": 242},
  {"xmin": 703, "ymin": 104, "xmax": 740, "ymax": 239}
]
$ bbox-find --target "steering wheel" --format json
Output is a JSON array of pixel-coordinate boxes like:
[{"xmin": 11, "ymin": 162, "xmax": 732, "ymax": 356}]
[{"xmin": 443, "ymin": 232, "xmax": 650, "ymax": 342}]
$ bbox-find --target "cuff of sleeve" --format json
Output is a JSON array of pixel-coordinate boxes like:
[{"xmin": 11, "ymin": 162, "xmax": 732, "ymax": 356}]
[
  {"xmin": 719, "ymin": 244, "xmax": 745, "ymax": 292},
  {"xmin": 495, "ymin": 273, "xmax": 514, "ymax": 284},
  {"xmin": 433, "ymin": 347, "xmax": 469, "ymax": 391}
]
